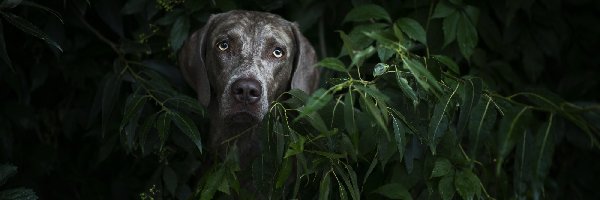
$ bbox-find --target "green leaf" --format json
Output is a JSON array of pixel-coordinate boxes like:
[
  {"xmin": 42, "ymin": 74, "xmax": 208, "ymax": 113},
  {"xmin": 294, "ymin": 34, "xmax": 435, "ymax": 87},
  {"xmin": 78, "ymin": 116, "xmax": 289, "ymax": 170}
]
[
  {"xmin": 364, "ymin": 30, "xmax": 397, "ymax": 48},
  {"xmin": 432, "ymin": 1, "xmax": 457, "ymax": 18},
  {"xmin": 0, "ymin": 21, "xmax": 13, "ymax": 71},
  {"xmin": 296, "ymin": 88, "xmax": 332, "ymax": 121},
  {"xmin": 396, "ymin": 18, "xmax": 427, "ymax": 44},
  {"xmin": 165, "ymin": 95, "xmax": 205, "ymax": 115},
  {"xmin": 276, "ymin": 158, "xmax": 293, "ymax": 188},
  {"xmin": 344, "ymin": 92, "xmax": 358, "ymax": 136},
  {"xmin": 170, "ymin": 111, "xmax": 202, "ymax": 153},
  {"xmin": 392, "ymin": 117, "xmax": 407, "ymax": 162},
  {"xmin": 319, "ymin": 172, "xmax": 331, "ymax": 200},
  {"xmin": 427, "ymin": 84, "xmax": 459, "ymax": 154},
  {"xmin": 395, "ymin": 71, "xmax": 419, "ymax": 106},
  {"xmin": 163, "ymin": 166, "xmax": 178, "ymax": 195},
  {"xmin": 138, "ymin": 113, "xmax": 157, "ymax": 155},
  {"xmin": 359, "ymin": 91, "xmax": 389, "ymax": 135},
  {"xmin": 200, "ymin": 167, "xmax": 226, "ymax": 200},
  {"xmin": 120, "ymin": 94, "xmax": 147, "ymax": 132},
  {"xmin": 354, "ymin": 84, "xmax": 390, "ymax": 103},
  {"xmin": 432, "ymin": 55, "xmax": 459, "ymax": 74},
  {"xmin": 350, "ymin": 46, "xmax": 376, "ymax": 67},
  {"xmin": 438, "ymin": 172, "xmax": 455, "ymax": 200},
  {"xmin": 363, "ymin": 155, "xmax": 379, "ymax": 185},
  {"xmin": 457, "ymin": 77, "xmax": 482, "ymax": 135},
  {"xmin": 373, "ymin": 183, "xmax": 412, "ymax": 200},
  {"xmin": 339, "ymin": 31, "xmax": 356, "ymax": 58},
  {"xmin": 373, "ymin": 63, "xmax": 389, "ymax": 77},
  {"xmin": 442, "ymin": 12, "xmax": 460, "ymax": 48},
  {"xmin": 456, "ymin": 13, "xmax": 478, "ymax": 60},
  {"xmin": 156, "ymin": 112, "xmax": 171, "ymax": 150},
  {"xmin": 0, "ymin": 164, "xmax": 17, "ymax": 185},
  {"xmin": 402, "ymin": 57, "xmax": 442, "ymax": 94},
  {"xmin": 343, "ymin": 4, "xmax": 391, "ymax": 23},
  {"xmin": 170, "ymin": 16, "xmax": 190, "ymax": 51},
  {"xmin": 284, "ymin": 135, "xmax": 305, "ymax": 158},
  {"xmin": 318, "ymin": 57, "xmax": 347, "ymax": 72},
  {"xmin": 534, "ymin": 114, "xmax": 555, "ymax": 179},
  {"xmin": 0, "ymin": 188, "xmax": 38, "ymax": 200},
  {"xmin": 431, "ymin": 158, "xmax": 453, "ymax": 178},
  {"xmin": 497, "ymin": 106, "xmax": 531, "ymax": 175},
  {"xmin": 101, "ymin": 73, "xmax": 122, "ymax": 135},
  {"xmin": 454, "ymin": 169, "xmax": 481, "ymax": 200},
  {"xmin": 468, "ymin": 96, "xmax": 497, "ymax": 159},
  {"xmin": 377, "ymin": 43, "xmax": 395, "ymax": 62},
  {"xmin": 0, "ymin": 12, "xmax": 62, "ymax": 52}
]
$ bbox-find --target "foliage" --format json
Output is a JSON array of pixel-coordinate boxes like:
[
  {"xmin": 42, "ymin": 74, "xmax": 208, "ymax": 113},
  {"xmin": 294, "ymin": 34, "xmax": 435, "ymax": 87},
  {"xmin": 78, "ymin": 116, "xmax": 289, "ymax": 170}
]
[{"xmin": 1, "ymin": 0, "xmax": 600, "ymax": 199}]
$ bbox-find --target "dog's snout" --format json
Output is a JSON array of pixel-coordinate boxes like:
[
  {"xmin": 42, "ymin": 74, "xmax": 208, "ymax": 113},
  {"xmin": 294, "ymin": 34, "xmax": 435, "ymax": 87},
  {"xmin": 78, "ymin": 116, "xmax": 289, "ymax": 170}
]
[{"xmin": 231, "ymin": 79, "xmax": 262, "ymax": 104}]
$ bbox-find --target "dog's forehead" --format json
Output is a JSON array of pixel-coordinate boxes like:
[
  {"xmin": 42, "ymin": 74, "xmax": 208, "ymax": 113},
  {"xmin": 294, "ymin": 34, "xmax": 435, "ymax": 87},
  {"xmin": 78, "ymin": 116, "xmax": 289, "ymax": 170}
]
[{"xmin": 210, "ymin": 11, "xmax": 294, "ymax": 45}]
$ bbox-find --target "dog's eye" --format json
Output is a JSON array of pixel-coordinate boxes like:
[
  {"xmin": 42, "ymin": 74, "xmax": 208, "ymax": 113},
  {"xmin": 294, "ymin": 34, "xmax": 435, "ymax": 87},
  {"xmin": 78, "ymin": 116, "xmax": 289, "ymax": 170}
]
[
  {"xmin": 273, "ymin": 47, "xmax": 284, "ymax": 58},
  {"xmin": 217, "ymin": 41, "xmax": 229, "ymax": 51}
]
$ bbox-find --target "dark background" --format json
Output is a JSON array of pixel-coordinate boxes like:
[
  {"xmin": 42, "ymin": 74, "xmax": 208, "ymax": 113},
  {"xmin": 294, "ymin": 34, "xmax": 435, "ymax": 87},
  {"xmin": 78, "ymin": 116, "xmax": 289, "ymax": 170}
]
[{"xmin": 1, "ymin": 0, "xmax": 599, "ymax": 199}]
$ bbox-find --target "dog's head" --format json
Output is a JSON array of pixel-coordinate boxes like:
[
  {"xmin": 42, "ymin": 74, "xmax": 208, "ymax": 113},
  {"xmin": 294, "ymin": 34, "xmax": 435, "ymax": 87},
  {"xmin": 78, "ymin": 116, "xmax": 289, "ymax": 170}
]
[{"xmin": 179, "ymin": 10, "xmax": 319, "ymax": 127}]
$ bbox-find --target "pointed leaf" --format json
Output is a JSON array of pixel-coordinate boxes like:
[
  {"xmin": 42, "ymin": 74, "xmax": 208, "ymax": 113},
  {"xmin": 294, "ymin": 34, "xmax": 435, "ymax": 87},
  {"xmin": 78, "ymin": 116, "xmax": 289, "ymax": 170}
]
[
  {"xmin": 468, "ymin": 96, "xmax": 497, "ymax": 159},
  {"xmin": 171, "ymin": 111, "xmax": 202, "ymax": 153},
  {"xmin": 296, "ymin": 88, "xmax": 332, "ymax": 121},
  {"xmin": 442, "ymin": 12, "xmax": 460, "ymax": 48},
  {"xmin": 373, "ymin": 183, "xmax": 412, "ymax": 200},
  {"xmin": 392, "ymin": 117, "xmax": 407, "ymax": 162},
  {"xmin": 0, "ymin": 12, "xmax": 62, "ymax": 52},
  {"xmin": 350, "ymin": 46, "xmax": 376, "ymax": 67},
  {"xmin": 497, "ymin": 106, "xmax": 531, "ymax": 175},
  {"xmin": 439, "ymin": 172, "xmax": 455, "ymax": 200},
  {"xmin": 120, "ymin": 94, "xmax": 148, "ymax": 132},
  {"xmin": 427, "ymin": 84, "xmax": 459, "ymax": 154},
  {"xmin": 457, "ymin": 77, "xmax": 482, "ymax": 135},
  {"xmin": 431, "ymin": 158, "xmax": 452, "ymax": 178},
  {"xmin": 403, "ymin": 57, "xmax": 442, "ymax": 94},
  {"xmin": 319, "ymin": 172, "xmax": 331, "ymax": 200},
  {"xmin": 456, "ymin": 13, "xmax": 478, "ymax": 60},
  {"xmin": 318, "ymin": 57, "xmax": 347, "ymax": 72},
  {"xmin": 454, "ymin": 169, "xmax": 481, "ymax": 200},
  {"xmin": 170, "ymin": 16, "xmax": 190, "ymax": 51},
  {"xmin": 276, "ymin": 158, "xmax": 293, "ymax": 188},
  {"xmin": 432, "ymin": 55, "xmax": 459, "ymax": 74},
  {"xmin": 343, "ymin": 4, "xmax": 391, "ymax": 23},
  {"xmin": 396, "ymin": 18, "xmax": 427, "ymax": 44},
  {"xmin": 156, "ymin": 112, "xmax": 171, "ymax": 149},
  {"xmin": 432, "ymin": 1, "xmax": 457, "ymax": 18}
]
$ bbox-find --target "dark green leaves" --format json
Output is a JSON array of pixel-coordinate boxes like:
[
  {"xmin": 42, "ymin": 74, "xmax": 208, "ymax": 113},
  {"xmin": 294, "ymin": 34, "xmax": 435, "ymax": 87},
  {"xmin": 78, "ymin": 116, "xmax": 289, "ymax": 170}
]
[
  {"xmin": 454, "ymin": 169, "xmax": 482, "ymax": 200},
  {"xmin": 170, "ymin": 111, "xmax": 202, "ymax": 153},
  {"xmin": 396, "ymin": 18, "xmax": 427, "ymax": 44},
  {"xmin": 456, "ymin": 13, "xmax": 478, "ymax": 60},
  {"xmin": 318, "ymin": 57, "xmax": 347, "ymax": 72},
  {"xmin": 0, "ymin": 11, "xmax": 62, "ymax": 52},
  {"xmin": 373, "ymin": 183, "xmax": 412, "ymax": 200},
  {"xmin": 170, "ymin": 16, "xmax": 189, "ymax": 51},
  {"xmin": 436, "ymin": 2, "xmax": 479, "ymax": 60},
  {"xmin": 497, "ymin": 106, "xmax": 531, "ymax": 175},
  {"xmin": 343, "ymin": 4, "xmax": 391, "ymax": 23},
  {"xmin": 427, "ymin": 84, "xmax": 459, "ymax": 154},
  {"xmin": 431, "ymin": 158, "xmax": 452, "ymax": 178}
]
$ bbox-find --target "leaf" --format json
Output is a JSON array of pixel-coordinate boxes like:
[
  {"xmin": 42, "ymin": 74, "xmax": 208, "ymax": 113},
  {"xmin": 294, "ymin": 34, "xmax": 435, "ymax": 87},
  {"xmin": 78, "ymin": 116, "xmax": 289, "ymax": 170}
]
[
  {"xmin": 442, "ymin": 12, "xmax": 460, "ymax": 48},
  {"xmin": 431, "ymin": 158, "xmax": 452, "ymax": 178},
  {"xmin": 296, "ymin": 88, "xmax": 332, "ymax": 121},
  {"xmin": 319, "ymin": 172, "xmax": 331, "ymax": 200},
  {"xmin": 432, "ymin": 55, "xmax": 459, "ymax": 74},
  {"xmin": 284, "ymin": 135, "xmax": 305, "ymax": 158},
  {"xmin": 350, "ymin": 46, "xmax": 376, "ymax": 68},
  {"xmin": 432, "ymin": 1, "xmax": 457, "ymax": 18},
  {"xmin": 395, "ymin": 71, "xmax": 419, "ymax": 106},
  {"xmin": 318, "ymin": 57, "xmax": 347, "ymax": 72},
  {"xmin": 200, "ymin": 167, "xmax": 226, "ymax": 200},
  {"xmin": 392, "ymin": 117, "xmax": 407, "ymax": 162},
  {"xmin": 454, "ymin": 169, "xmax": 481, "ymax": 200},
  {"xmin": 344, "ymin": 92, "xmax": 358, "ymax": 136},
  {"xmin": 170, "ymin": 16, "xmax": 190, "ymax": 51},
  {"xmin": 343, "ymin": 4, "xmax": 391, "ymax": 23},
  {"xmin": 163, "ymin": 166, "xmax": 178, "ymax": 195},
  {"xmin": 156, "ymin": 112, "xmax": 171, "ymax": 150},
  {"xmin": 138, "ymin": 113, "xmax": 157, "ymax": 155},
  {"xmin": 0, "ymin": 164, "xmax": 17, "ymax": 185},
  {"xmin": 120, "ymin": 94, "xmax": 147, "ymax": 132},
  {"xmin": 533, "ymin": 114, "xmax": 555, "ymax": 179},
  {"xmin": 359, "ymin": 91, "xmax": 389, "ymax": 135},
  {"xmin": 0, "ymin": 188, "xmax": 38, "ymax": 200},
  {"xmin": 354, "ymin": 84, "xmax": 390, "ymax": 103},
  {"xmin": 0, "ymin": 21, "xmax": 13, "ymax": 71},
  {"xmin": 363, "ymin": 155, "xmax": 379, "ymax": 185},
  {"xmin": 0, "ymin": 12, "xmax": 62, "ymax": 52},
  {"xmin": 101, "ymin": 73, "xmax": 122, "ymax": 135},
  {"xmin": 170, "ymin": 111, "xmax": 202, "ymax": 153},
  {"xmin": 121, "ymin": 0, "xmax": 147, "ymax": 14},
  {"xmin": 373, "ymin": 63, "xmax": 389, "ymax": 77},
  {"xmin": 396, "ymin": 18, "xmax": 427, "ymax": 44},
  {"xmin": 457, "ymin": 77, "xmax": 482, "ymax": 135},
  {"xmin": 497, "ymin": 106, "xmax": 531, "ymax": 175},
  {"xmin": 456, "ymin": 13, "xmax": 478, "ymax": 60},
  {"xmin": 364, "ymin": 30, "xmax": 397, "ymax": 48},
  {"xmin": 20, "ymin": 1, "xmax": 64, "ymax": 23},
  {"xmin": 402, "ymin": 57, "xmax": 442, "ymax": 94},
  {"xmin": 373, "ymin": 183, "xmax": 412, "ymax": 200},
  {"xmin": 438, "ymin": 172, "xmax": 455, "ymax": 200},
  {"xmin": 276, "ymin": 158, "xmax": 293, "ymax": 188},
  {"xmin": 468, "ymin": 96, "xmax": 497, "ymax": 159},
  {"xmin": 427, "ymin": 84, "xmax": 459, "ymax": 154},
  {"xmin": 377, "ymin": 43, "xmax": 395, "ymax": 62}
]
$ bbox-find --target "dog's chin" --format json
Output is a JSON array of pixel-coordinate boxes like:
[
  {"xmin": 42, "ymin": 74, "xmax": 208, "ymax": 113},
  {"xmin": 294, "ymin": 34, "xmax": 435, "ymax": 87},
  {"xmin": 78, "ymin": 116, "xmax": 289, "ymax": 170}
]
[{"xmin": 226, "ymin": 111, "xmax": 261, "ymax": 125}]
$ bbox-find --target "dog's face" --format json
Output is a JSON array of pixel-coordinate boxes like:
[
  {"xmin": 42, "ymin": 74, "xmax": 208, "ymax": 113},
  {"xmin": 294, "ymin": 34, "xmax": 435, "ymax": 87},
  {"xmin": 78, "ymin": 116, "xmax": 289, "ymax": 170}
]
[
  {"xmin": 180, "ymin": 10, "xmax": 319, "ymax": 130},
  {"xmin": 205, "ymin": 12, "xmax": 295, "ymax": 124}
]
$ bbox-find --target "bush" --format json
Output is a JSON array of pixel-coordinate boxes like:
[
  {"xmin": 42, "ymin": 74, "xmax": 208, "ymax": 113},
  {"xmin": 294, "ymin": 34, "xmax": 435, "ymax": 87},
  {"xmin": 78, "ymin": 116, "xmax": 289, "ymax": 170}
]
[{"xmin": 1, "ymin": 0, "xmax": 599, "ymax": 199}]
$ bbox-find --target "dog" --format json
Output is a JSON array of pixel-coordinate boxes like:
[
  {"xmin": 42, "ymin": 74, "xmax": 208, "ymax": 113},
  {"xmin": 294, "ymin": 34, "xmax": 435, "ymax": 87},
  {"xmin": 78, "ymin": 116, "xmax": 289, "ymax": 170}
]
[{"xmin": 179, "ymin": 10, "xmax": 319, "ymax": 168}]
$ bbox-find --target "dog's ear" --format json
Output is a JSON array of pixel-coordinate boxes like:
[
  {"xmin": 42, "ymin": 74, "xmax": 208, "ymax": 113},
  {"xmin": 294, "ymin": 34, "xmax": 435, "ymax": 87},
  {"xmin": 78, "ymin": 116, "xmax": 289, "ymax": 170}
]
[
  {"xmin": 179, "ymin": 16, "xmax": 217, "ymax": 107},
  {"xmin": 290, "ymin": 23, "xmax": 320, "ymax": 94}
]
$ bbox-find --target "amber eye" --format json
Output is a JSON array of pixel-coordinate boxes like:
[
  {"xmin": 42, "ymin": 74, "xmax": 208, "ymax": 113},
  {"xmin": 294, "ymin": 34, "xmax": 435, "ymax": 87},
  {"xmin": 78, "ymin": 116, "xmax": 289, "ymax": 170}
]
[
  {"xmin": 273, "ymin": 47, "xmax": 284, "ymax": 58},
  {"xmin": 217, "ymin": 41, "xmax": 228, "ymax": 51}
]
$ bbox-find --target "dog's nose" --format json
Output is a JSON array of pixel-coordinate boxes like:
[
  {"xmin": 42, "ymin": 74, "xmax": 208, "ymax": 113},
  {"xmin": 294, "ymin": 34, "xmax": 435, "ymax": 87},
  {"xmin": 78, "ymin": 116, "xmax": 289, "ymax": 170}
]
[{"xmin": 231, "ymin": 79, "xmax": 262, "ymax": 104}]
